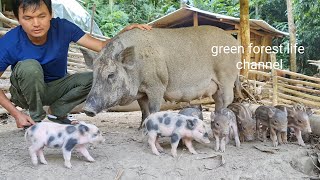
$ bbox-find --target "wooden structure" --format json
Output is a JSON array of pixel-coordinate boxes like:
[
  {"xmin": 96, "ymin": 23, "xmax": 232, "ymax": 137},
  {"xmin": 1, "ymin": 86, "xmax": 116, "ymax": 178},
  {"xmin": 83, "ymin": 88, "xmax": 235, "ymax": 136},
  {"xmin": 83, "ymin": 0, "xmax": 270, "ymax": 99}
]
[{"xmin": 148, "ymin": 5, "xmax": 289, "ymax": 80}]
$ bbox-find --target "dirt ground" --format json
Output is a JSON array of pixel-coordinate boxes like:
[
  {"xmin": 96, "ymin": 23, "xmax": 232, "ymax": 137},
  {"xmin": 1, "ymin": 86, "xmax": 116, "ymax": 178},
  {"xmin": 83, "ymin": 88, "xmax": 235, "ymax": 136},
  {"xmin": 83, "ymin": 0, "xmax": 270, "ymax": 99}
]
[{"xmin": 0, "ymin": 111, "xmax": 319, "ymax": 180}]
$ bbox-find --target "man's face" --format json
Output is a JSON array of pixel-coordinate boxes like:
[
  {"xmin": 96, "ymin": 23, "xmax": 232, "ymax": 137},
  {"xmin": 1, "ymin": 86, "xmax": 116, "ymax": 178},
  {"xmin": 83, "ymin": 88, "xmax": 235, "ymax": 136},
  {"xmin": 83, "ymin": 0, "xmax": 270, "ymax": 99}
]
[{"xmin": 18, "ymin": 2, "xmax": 52, "ymax": 41}]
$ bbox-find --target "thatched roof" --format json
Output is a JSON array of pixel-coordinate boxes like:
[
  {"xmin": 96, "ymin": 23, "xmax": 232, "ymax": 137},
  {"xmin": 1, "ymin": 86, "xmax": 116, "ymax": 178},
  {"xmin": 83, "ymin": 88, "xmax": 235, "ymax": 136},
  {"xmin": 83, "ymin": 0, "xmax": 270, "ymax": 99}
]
[{"xmin": 149, "ymin": 5, "xmax": 288, "ymax": 37}]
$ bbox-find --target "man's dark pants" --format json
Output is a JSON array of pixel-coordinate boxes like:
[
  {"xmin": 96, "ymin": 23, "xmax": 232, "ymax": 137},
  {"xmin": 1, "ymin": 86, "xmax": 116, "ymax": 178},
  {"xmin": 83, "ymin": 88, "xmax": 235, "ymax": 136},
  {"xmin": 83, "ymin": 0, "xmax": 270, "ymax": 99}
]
[{"xmin": 9, "ymin": 59, "xmax": 93, "ymax": 122}]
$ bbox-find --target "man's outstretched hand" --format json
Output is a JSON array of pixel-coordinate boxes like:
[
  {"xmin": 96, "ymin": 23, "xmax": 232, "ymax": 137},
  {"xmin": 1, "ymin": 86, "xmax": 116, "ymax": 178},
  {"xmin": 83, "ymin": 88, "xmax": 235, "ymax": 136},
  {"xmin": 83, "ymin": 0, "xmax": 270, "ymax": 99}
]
[
  {"xmin": 120, "ymin": 24, "xmax": 152, "ymax": 34},
  {"xmin": 14, "ymin": 112, "xmax": 35, "ymax": 128}
]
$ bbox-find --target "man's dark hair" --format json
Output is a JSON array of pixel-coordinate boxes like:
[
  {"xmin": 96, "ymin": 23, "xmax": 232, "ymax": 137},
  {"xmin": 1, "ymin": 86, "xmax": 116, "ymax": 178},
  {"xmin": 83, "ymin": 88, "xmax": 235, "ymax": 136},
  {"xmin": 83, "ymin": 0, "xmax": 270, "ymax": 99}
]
[{"xmin": 12, "ymin": 0, "xmax": 52, "ymax": 20}]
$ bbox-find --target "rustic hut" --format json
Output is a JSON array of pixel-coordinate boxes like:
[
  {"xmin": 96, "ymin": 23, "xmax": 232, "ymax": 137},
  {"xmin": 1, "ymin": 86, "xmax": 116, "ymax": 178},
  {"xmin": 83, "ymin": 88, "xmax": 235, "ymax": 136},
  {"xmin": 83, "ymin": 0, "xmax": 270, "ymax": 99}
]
[{"xmin": 149, "ymin": 5, "xmax": 289, "ymax": 80}]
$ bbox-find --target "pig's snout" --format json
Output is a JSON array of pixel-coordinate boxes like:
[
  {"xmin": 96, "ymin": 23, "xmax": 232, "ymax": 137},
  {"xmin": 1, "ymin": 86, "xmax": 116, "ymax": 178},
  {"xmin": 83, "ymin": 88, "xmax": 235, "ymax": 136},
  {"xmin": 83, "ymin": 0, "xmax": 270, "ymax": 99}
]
[
  {"xmin": 281, "ymin": 127, "xmax": 287, "ymax": 132},
  {"xmin": 245, "ymin": 135, "xmax": 255, "ymax": 141},
  {"xmin": 84, "ymin": 109, "xmax": 96, "ymax": 117},
  {"xmin": 305, "ymin": 126, "xmax": 312, "ymax": 133},
  {"xmin": 203, "ymin": 138, "xmax": 210, "ymax": 144},
  {"xmin": 84, "ymin": 95, "xmax": 104, "ymax": 116}
]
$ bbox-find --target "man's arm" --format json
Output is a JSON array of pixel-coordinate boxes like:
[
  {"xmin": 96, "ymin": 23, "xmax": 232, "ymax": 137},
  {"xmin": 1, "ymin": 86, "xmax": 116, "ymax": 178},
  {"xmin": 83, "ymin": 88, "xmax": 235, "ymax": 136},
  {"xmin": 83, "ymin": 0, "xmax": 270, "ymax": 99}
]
[
  {"xmin": 77, "ymin": 24, "xmax": 152, "ymax": 52},
  {"xmin": 0, "ymin": 71, "xmax": 35, "ymax": 128}
]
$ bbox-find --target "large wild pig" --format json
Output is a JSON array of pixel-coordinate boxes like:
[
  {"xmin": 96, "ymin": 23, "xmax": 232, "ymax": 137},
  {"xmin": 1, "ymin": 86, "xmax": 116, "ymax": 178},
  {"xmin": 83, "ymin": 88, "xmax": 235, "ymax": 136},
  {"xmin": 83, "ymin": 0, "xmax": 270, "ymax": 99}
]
[
  {"xmin": 255, "ymin": 106, "xmax": 288, "ymax": 147},
  {"xmin": 275, "ymin": 105, "xmax": 312, "ymax": 146},
  {"xmin": 81, "ymin": 26, "xmax": 241, "ymax": 128}
]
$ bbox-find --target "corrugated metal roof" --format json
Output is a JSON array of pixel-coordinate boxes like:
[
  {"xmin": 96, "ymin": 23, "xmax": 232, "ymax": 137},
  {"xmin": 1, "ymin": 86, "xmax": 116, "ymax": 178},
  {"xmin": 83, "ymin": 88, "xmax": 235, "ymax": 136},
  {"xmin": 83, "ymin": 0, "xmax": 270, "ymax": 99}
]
[{"xmin": 149, "ymin": 5, "xmax": 289, "ymax": 37}]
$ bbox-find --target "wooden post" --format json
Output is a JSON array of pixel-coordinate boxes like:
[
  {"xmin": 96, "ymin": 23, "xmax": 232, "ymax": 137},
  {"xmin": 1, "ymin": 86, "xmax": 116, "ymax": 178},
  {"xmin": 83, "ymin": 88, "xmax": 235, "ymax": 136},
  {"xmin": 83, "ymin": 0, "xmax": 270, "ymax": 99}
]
[
  {"xmin": 240, "ymin": 0, "xmax": 251, "ymax": 78},
  {"xmin": 193, "ymin": 12, "xmax": 198, "ymax": 27},
  {"xmin": 0, "ymin": 0, "xmax": 3, "ymax": 27},
  {"xmin": 286, "ymin": 0, "xmax": 297, "ymax": 72},
  {"xmin": 90, "ymin": 4, "xmax": 96, "ymax": 35},
  {"xmin": 271, "ymin": 53, "xmax": 278, "ymax": 106}
]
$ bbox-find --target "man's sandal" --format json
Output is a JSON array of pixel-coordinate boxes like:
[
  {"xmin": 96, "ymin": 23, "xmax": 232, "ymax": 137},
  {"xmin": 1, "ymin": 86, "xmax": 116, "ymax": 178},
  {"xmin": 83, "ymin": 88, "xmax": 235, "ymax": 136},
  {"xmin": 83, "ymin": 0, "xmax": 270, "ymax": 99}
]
[{"xmin": 47, "ymin": 114, "xmax": 79, "ymax": 125}]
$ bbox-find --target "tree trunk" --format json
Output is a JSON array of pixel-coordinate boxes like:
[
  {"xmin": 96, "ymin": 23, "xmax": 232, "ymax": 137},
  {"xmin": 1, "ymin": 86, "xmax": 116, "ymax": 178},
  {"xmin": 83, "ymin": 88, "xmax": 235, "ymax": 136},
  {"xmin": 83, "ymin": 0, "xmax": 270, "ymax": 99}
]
[
  {"xmin": 286, "ymin": 0, "xmax": 297, "ymax": 72},
  {"xmin": 109, "ymin": 0, "xmax": 113, "ymax": 12},
  {"xmin": 240, "ymin": 0, "xmax": 251, "ymax": 78}
]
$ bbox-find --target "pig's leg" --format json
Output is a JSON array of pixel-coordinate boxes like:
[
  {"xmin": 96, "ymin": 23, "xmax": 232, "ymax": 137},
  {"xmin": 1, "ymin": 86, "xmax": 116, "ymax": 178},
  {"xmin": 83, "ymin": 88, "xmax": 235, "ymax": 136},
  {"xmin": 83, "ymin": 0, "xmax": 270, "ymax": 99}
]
[
  {"xmin": 277, "ymin": 131, "xmax": 283, "ymax": 145},
  {"xmin": 170, "ymin": 133, "xmax": 181, "ymax": 157},
  {"xmin": 232, "ymin": 125, "xmax": 241, "ymax": 147},
  {"xmin": 155, "ymin": 137, "xmax": 164, "ymax": 153},
  {"xmin": 270, "ymin": 128, "xmax": 278, "ymax": 147},
  {"xmin": 239, "ymin": 132, "xmax": 245, "ymax": 142},
  {"xmin": 281, "ymin": 131, "xmax": 288, "ymax": 144},
  {"xmin": 137, "ymin": 96, "xmax": 150, "ymax": 129},
  {"xmin": 76, "ymin": 145, "xmax": 95, "ymax": 162},
  {"xmin": 261, "ymin": 125, "xmax": 268, "ymax": 142},
  {"xmin": 62, "ymin": 150, "xmax": 73, "ymax": 168},
  {"xmin": 220, "ymin": 83, "xmax": 234, "ymax": 108},
  {"xmin": 183, "ymin": 138, "xmax": 198, "ymax": 155},
  {"xmin": 213, "ymin": 89, "xmax": 224, "ymax": 111},
  {"xmin": 220, "ymin": 136, "xmax": 226, "ymax": 152},
  {"xmin": 256, "ymin": 118, "xmax": 261, "ymax": 141},
  {"xmin": 29, "ymin": 143, "xmax": 44, "ymax": 166},
  {"xmin": 37, "ymin": 148, "xmax": 48, "ymax": 165},
  {"xmin": 214, "ymin": 134, "xmax": 220, "ymax": 152},
  {"xmin": 294, "ymin": 128, "xmax": 305, "ymax": 146},
  {"xmin": 62, "ymin": 139, "xmax": 77, "ymax": 168},
  {"xmin": 148, "ymin": 133, "xmax": 160, "ymax": 156}
]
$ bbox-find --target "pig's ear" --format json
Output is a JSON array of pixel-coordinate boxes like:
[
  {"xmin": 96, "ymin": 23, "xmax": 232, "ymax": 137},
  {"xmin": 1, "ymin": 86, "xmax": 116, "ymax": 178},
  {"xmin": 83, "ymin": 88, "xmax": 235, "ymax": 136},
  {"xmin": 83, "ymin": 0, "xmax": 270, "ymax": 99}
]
[
  {"xmin": 283, "ymin": 107, "xmax": 288, "ymax": 116},
  {"xmin": 117, "ymin": 46, "xmax": 135, "ymax": 69},
  {"xmin": 186, "ymin": 119, "xmax": 196, "ymax": 130},
  {"xmin": 306, "ymin": 108, "xmax": 314, "ymax": 117},
  {"xmin": 267, "ymin": 109, "xmax": 275, "ymax": 118},
  {"xmin": 79, "ymin": 47, "xmax": 97, "ymax": 69},
  {"xmin": 78, "ymin": 124, "xmax": 90, "ymax": 135}
]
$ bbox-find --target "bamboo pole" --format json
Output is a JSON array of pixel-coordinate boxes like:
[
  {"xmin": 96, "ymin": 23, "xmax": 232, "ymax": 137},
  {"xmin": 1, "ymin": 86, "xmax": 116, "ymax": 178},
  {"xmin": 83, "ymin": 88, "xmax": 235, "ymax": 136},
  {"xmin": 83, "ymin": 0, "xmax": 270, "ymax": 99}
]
[
  {"xmin": 248, "ymin": 70, "xmax": 271, "ymax": 77},
  {"xmin": 271, "ymin": 54, "xmax": 278, "ymax": 106},
  {"xmin": 278, "ymin": 83, "xmax": 320, "ymax": 95},
  {"xmin": 278, "ymin": 93, "xmax": 320, "ymax": 107},
  {"xmin": 278, "ymin": 86, "xmax": 320, "ymax": 102},
  {"xmin": 278, "ymin": 77, "xmax": 320, "ymax": 89},
  {"xmin": 68, "ymin": 52, "xmax": 84, "ymax": 57},
  {"xmin": 275, "ymin": 69, "xmax": 320, "ymax": 83},
  {"xmin": 67, "ymin": 61, "xmax": 86, "ymax": 68},
  {"xmin": 0, "ymin": 12, "xmax": 19, "ymax": 26},
  {"xmin": 68, "ymin": 57, "xmax": 84, "ymax": 64}
]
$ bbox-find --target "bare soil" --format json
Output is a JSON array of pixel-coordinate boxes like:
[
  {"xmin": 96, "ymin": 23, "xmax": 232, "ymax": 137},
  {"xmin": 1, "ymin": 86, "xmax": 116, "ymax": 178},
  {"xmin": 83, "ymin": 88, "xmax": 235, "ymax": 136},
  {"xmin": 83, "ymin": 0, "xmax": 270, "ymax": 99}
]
[{"xmin": 0, "ymin": 111, "xmax": 318, "ymax": 180}]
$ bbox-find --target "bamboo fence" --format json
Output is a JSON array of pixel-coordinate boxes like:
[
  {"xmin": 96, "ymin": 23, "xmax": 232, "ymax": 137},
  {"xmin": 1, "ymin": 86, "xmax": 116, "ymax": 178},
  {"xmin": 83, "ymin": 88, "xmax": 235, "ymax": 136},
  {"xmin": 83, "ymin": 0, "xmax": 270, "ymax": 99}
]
[{"xmin": 248, "ymin": 54, "xmax": 320, "ymax": 114}]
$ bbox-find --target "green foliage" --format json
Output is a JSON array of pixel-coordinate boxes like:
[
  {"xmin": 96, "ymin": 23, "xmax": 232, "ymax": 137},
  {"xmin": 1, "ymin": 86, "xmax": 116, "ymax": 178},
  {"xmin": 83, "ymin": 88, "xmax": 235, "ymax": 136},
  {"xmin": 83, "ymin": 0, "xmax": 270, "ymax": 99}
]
[
  {"xmin": 79, "ymin": 0, "xmax": 319, "ymax": 75},
  {"xmin": 190, "ymin": 0, "xmax": 240, "ymax": 17},
  {"xmin": 294, "ymin": 0, "xmax": 320, "ymax": 75},
  {"xmin": 80, "ymin": 0, "xmax": 179, "ymax": 37}
]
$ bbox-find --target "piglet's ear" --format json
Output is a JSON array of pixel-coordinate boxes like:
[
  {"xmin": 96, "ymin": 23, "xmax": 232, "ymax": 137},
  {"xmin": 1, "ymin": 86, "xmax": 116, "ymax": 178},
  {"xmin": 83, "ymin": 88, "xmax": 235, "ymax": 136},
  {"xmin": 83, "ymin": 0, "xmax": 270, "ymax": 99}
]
[
  {"xmin": 78, "ymin": 124, "xmax": 89, "ymax": 135},
  {"xmin": 268, "ymin": 109, "xmax": 275, "ymax": 118},
  {"xmin": 117, "ymin": 46, "xmax": 135, "ymax": 70},
  {"xmin": 186, "ymin": 119, "xmax": 195, "ymax": 130}
]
